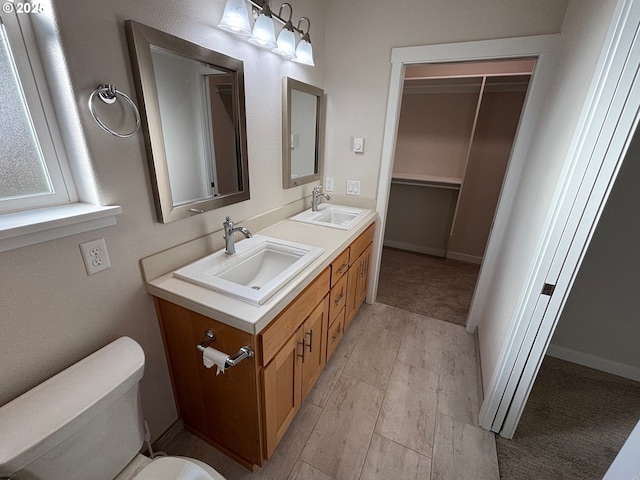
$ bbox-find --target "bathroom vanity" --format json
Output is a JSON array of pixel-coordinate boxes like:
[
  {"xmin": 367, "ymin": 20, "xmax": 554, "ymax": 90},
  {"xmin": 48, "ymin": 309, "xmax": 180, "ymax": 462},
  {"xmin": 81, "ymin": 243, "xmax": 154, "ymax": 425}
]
[{"xmin": 143, "ymin": 213, "xmax": 375, "ymax": 470}]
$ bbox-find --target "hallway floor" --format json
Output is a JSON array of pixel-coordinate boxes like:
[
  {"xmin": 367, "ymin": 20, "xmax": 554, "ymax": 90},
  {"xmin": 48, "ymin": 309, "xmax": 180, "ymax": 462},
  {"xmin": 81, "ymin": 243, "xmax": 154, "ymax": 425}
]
[{"xmin": 163, "ymin": 302, "xmax": 499, "ymax": 479}]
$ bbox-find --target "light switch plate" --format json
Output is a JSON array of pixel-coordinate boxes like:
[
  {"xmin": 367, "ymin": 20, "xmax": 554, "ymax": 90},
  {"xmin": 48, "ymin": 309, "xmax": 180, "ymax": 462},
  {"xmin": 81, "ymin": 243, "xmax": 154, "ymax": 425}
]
[
  {"xmin": 346, "ymin": 180, "xmax": 360, "ymax": 195},
  {"xmin": 353, "ymin": 137, "xmax": 365, "ymax": 153},
  {"xmin": 325, "ymin": 177, "xmax": 334, "ymax": 192}
]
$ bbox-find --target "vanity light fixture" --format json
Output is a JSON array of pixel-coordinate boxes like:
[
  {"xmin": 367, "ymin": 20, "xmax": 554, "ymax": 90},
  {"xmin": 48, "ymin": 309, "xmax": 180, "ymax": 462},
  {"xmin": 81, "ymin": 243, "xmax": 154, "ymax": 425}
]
[{"xmin": 218, "ymin": 0, "xmax": 314, "ymax": 66}]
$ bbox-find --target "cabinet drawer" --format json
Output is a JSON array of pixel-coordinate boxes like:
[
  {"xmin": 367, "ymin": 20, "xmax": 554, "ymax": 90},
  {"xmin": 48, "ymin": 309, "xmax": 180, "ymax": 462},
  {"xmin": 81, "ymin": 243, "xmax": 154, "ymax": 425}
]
[
  {"xmin": 260, "ymin": 267, "xmax": 330, "ymax": 366},
  {"xmin": 350, "ymin": 224, "xmax": 374, "ymax": 261},
  {"xmin": 329, "ymin": 273, "xmax": 348, "ymax": 326},
  {"xmin": 326, "ymin": 309, "xmax": 345, "ymax": 361},
  {"xmin": 330, "ymin": 248, "xmax": 350, "ymax": 287}
]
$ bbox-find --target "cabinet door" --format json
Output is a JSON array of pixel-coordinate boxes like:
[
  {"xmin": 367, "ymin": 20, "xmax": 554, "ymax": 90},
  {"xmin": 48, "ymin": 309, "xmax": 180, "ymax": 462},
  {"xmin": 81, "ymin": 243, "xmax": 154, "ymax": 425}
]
[
  {"xmin": 301, "ymin": 296, "xmax": 328, "ymax": 399},
  {"xmin": 345, "ymin": 244, "xmax": 372, "ymax": 331},
  {"xmin": 345, "ymin": 257, "xmax": 359, "ymax": 326},
  {"xmin": 355, "ymin": 244, "xmax": 372, "ymax": 307},
  {"xmin": 263, "ymin": 329, "xmax": 303, "ymax": 458}
]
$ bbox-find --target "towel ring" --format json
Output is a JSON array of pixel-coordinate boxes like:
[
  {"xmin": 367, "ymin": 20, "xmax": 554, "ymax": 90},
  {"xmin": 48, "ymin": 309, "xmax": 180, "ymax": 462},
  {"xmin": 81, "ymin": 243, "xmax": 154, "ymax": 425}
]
[{"xmin": 89, "ymin": 84, "xmax": 141, "ymax": 138}]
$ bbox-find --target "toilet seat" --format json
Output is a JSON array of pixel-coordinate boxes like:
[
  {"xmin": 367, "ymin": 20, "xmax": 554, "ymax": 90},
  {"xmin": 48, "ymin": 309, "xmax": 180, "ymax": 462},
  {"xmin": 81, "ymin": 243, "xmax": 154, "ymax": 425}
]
[{"xmin": 132, "ymin": 456, "xmax": 226, "ymax": 480}]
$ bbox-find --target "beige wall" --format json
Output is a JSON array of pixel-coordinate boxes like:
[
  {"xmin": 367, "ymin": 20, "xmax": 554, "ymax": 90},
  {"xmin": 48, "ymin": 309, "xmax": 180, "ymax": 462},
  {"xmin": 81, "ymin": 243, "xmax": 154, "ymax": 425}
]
[
  {"xmin": 475, "ymin": 0, "xmax": 619, "ymax": 393},
  {"xmin": 0, "ymin": 0, "xmax": 325, "ymax": 440},
  {"xmin": 393, "ymin": 91, "xmax": 479, "ymax": 178},
  {"xmin": 550, "ymin": 126, "xmax": 640, "ymax": 373},
  {"xmin": 322, "ymin": 0, "xmax": 569, "ymax": 200},
  {"xmin": 1, "ymin": 0, "xmax": 572, "ymax": 444},
  {"xmin": 448, "ymin": 89, "xmax": 527, "ymax": 259}
]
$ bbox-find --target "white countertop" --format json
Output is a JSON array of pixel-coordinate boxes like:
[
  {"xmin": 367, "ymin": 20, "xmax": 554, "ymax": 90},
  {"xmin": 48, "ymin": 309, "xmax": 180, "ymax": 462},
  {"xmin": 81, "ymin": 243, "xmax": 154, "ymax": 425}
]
[{"xmin": 145, "ymin": 212, "xmax": 377, "ymax": 335}]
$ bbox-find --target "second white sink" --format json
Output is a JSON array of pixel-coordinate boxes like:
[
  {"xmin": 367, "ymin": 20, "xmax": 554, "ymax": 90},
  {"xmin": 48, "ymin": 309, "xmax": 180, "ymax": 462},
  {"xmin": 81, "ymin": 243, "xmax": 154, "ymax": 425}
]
[
  {"xmin": 174, "ymin": 235, "xmax": 323, "ymax": 305},
  {"xmin": 290, "ymin": 204, "xmax": 371, "ymax": 230}
]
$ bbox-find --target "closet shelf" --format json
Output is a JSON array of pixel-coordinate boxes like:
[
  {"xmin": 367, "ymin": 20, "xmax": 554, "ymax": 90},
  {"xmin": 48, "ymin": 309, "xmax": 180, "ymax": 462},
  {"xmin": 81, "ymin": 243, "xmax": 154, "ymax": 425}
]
[{"xmin": 391, "ymin": 173, "xmax": 462, "ymax": 190}]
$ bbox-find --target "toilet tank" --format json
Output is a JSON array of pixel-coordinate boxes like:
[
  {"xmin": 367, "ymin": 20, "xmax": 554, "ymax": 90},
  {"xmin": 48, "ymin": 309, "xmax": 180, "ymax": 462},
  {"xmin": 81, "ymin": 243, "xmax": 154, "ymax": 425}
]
[{"xmin": 0, "ymin": 337, "xmax": 146, "ymax": 480}]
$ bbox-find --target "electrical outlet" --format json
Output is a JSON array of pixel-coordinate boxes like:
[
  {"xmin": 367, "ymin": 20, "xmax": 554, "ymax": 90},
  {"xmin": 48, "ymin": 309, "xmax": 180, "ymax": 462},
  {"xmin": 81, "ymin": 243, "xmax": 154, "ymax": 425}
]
[
  {"xmin": 325, "ymin": 177, "xmax": 334, "ymax": 192},
  {"xmin": 346, "ymin": 180, "xmax": 361, "ymax": 195},
  {"xmin": 80, "ymin": 238, "xmax": 111, "ymax": 275}
]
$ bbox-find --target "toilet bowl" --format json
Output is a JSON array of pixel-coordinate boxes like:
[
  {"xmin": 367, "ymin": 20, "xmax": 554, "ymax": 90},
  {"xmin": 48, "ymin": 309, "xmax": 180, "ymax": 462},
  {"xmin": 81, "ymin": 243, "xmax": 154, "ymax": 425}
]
[
  {"xmin": 0, "ymin": 337, "xmax": 227, "ymax": 480},
  {"xmin": 116, "ymin": 454, "xmax": 226, "ymax": 480}
]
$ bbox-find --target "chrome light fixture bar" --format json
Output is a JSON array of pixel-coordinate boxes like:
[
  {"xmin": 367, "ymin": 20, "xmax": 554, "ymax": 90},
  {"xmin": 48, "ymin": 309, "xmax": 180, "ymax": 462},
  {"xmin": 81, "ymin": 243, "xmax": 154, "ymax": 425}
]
[{"xmin": 218, "ymin": 0, "xmax": 314, "ymax": 66}]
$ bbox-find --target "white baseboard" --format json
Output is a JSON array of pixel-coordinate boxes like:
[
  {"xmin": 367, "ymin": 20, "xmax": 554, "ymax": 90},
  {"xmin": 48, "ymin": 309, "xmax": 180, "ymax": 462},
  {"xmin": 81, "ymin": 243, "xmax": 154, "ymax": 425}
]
[
  {"xmin": 383, "ymin": 240, "xmax": 445, "ymax": 257},
  {"xmin": 546, "ymin": 344, "xmax": 640, "ymax": 382},
  {"xmin": 446, "ymin": 251, "xmax": 483, "ymax": 264}
]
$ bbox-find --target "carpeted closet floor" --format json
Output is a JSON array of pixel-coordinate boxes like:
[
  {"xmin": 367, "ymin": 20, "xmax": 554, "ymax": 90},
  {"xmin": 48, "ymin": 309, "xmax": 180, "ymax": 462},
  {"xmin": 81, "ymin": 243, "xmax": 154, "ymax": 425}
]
[
  {"xmin": 377, "ymin": 246, "xmax": 640, "ymax": 479},
  {"xmin": 376, "ymin": 247, "xmax": 480, "ymax": 327}
]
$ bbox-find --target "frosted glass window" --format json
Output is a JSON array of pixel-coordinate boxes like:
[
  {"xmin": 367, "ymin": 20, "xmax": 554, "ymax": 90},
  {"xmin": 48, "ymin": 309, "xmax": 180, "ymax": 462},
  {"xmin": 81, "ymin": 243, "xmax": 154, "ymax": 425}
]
[{"xmin": 0, "ymin": 22, "xmax": 52, "ymax": 201}]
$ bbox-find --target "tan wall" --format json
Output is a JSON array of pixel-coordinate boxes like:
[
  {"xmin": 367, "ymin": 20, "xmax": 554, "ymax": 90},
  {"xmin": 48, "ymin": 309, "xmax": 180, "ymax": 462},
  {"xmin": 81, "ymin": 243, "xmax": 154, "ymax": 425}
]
[
  {"xmin": 448, "ymin": 90, "xmax": 528, "ymax": 259},
  {"xmin": 322, "ymin": 0, "xmax": 569, "ymax": 200},
  {"xmin": 0, "ymin": 0, "xmax": 325, "ymax": 440},
  {"xmin": 393, "ymin": 91, "xmax": 479, "ymax": 179},
  {"xmin": 1, "ymin": 0, "xmax": 571, "ymax": 444},
  {"xmin": 475, "ymin": 0, "xmax": 619, "ymax": 394},
  {"xmin": 551, "ymin": 126, "xmax": 640, "ymax": 372}
]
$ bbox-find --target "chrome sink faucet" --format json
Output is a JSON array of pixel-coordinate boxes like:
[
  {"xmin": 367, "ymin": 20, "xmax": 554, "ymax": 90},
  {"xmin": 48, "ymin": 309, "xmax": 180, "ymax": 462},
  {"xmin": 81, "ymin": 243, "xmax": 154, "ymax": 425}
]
[
  {"xmin": 223, "ymin": 216, "xmax": 252, "ymax": 254},
  {"xmin": 311, "ymin": 185, "xmax": 331, "ymax": 212}
]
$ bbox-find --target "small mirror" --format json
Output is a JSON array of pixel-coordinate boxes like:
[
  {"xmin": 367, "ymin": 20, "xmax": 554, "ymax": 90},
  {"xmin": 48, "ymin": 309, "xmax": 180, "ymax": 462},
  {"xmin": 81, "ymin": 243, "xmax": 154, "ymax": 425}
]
[
  {"xmin": 282, "ymin": 77, "xmax": 325, "ymax": 188},
  {"xmin": 126, "ymin": 21, "xmax": 250, "ymax": 223}
]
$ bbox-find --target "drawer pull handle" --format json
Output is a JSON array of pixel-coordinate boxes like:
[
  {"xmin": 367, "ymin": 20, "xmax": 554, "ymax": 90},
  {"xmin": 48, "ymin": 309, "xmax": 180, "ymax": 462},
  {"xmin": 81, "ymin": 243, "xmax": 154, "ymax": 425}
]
[
  {"xmin": 305, "ymin": 329, "xmax": 313, "ymax": 353},
  {"xmin": 338, "ymin": 263, "xmax": 349, "ymax": 274},
  {"xmin": 334, "ymin": 289, "xmax": 344, "ymax": 305},
  {"xmin": 298, "ymin": 338, "xmax": 306, "ymax": 363},
  {"xmin": 332, "ymin": 326, "xmax": 342, "ymax": 341}
]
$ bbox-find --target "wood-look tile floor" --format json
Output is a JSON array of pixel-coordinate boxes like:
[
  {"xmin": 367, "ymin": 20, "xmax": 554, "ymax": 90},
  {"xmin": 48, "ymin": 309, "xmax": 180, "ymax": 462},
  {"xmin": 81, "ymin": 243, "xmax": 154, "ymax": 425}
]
[{"xmin": 163, "ymin": 303, "xmax": 499, "ymax": 479}]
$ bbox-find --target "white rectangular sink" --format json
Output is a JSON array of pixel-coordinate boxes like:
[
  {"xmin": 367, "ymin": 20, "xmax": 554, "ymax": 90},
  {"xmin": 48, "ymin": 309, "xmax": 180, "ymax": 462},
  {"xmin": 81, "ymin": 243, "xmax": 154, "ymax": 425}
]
[
  {"xmin": 173, "ymin": 235, "xmax": 323, "ymax": 305},
  {"xmin": 290, "ymin": 204, "xmax": 371, "ymax": 231}
]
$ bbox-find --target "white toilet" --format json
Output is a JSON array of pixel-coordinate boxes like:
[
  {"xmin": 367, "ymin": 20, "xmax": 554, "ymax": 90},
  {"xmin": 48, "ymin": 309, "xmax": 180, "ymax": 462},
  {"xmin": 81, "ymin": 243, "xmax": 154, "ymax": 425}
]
[{"xmin": 0, "ymin": 337, "xmax": 227, "ymax": 480}]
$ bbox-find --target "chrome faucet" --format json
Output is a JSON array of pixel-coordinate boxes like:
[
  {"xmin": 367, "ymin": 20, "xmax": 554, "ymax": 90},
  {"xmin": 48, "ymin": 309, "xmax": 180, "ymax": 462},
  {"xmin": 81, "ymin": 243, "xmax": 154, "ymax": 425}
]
[
  {"xmin": 223, "ymin": 216, "xmax": 252, "ymax": 254},
  {"xmin": 312, "ymin": 185, "xmax": 331, "ymax": 211}
]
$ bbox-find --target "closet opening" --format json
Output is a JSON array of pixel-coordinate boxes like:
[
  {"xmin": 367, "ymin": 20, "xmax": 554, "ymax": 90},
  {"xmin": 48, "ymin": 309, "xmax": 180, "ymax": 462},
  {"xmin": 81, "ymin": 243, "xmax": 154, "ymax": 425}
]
[{"xmin": 378, "ymin": 58, "xmax": 535, "ymax": 326}]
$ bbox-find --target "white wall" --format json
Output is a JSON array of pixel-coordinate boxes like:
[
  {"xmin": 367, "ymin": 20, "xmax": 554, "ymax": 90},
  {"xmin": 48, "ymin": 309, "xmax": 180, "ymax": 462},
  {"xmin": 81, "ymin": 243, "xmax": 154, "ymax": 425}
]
[
  {"xmin": 0, "ymin": 0, "xmax": 324, "ymax": 440},
  {"xmin": 550, "ymin": 125, "xmax": 640, "ymax": 376},
  {"xmin": 474, "ymin": 0, "xmax": 619, "ymax": 393}
]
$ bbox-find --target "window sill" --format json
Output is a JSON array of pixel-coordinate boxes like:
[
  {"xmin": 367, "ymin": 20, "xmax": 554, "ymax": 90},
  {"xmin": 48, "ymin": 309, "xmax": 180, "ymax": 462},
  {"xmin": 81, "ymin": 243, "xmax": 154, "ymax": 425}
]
[{"xmin": 0, "ymin": 203, "xmax": 122, "ymax": 253}]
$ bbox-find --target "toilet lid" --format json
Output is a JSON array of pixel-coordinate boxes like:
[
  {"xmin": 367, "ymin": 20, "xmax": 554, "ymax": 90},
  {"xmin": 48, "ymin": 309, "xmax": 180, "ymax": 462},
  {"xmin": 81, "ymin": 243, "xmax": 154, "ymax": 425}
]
[{"xmin": 133, "ymin": 456, "xmax": 226, "ymax": 480}]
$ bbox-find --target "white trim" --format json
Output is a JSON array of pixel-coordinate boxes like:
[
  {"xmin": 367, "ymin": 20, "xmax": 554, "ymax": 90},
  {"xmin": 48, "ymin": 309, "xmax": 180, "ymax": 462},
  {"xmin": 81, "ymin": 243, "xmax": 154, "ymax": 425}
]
[
  {"xmin": 483, "ymin": 0, "xmax": 640, "ymax": 438},
  {"xmin": 446, "ymin": 251, "xmax": 482, "ymax": 264},
  {"xmin": 0, "ymin": 203, "xmax": 122, "ymax": 252},
  {"xmin": 369, "ymin": 34, "xmax": 559, "ymax": 316},
  {"xmin": 382, "ymin": 240, "xmax": 445, "ymax": 258},
  {"xmin": 546, "ymin": 345, "xmax": 640, "ymax": 382}
]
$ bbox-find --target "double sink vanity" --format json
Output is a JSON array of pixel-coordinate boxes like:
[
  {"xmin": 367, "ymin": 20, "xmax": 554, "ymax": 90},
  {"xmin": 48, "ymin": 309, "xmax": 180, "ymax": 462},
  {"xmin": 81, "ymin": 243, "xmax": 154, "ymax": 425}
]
[
  {"xmin": 127, "ymin": 18, "xmax": 375, "ymax": 471},
  {"xmin": 142, "ymin": 204, "xmax": 376, "ymax": 470}
]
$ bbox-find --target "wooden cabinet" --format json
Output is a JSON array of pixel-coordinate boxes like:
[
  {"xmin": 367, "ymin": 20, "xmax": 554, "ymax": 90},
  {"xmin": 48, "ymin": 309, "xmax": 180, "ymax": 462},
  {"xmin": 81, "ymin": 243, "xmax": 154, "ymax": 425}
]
[
  {"xmin": 263, "ymin": 296, "xmax": 328, "ymax": 457},
  {"xmin": 153, "ymin": 222, "xmax": 375, "ymax": 470},
  {"xmin": 344, "ymin": 225, "xmax": 374, "ymax": 330}
]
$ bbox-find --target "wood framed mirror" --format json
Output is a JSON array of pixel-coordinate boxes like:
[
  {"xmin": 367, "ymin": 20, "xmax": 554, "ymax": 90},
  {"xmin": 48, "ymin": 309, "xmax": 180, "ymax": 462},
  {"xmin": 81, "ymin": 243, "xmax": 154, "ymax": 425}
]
[
  {"xmin": 126, "ymin": 20, "xmax": 250, "ymax": 223},
  {"xmin": 282, "ymin": 77, "xmax": 325, "ymax": 188}
]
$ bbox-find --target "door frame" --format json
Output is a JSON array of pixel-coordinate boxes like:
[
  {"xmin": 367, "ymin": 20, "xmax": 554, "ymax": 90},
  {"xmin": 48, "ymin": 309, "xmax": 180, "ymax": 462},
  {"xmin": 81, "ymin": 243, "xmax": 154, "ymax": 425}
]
[
  {"xmin": 370, "ymin": 34, "xmax": 559, "ymax": 318},
  {"xmin": 481, "ymin": 0, "xmax": 640, "ymax": 437}
]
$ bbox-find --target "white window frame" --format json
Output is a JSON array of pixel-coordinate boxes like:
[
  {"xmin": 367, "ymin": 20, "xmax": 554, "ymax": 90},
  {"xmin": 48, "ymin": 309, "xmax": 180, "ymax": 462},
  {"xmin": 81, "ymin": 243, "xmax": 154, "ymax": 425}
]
[
  {"xmin": 0, "ymin": 4, "xmax": 121, "ymax": 252},
  {"xmin": 0, "ymin": 9, "xmax": 76, "ymax": 212}
]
